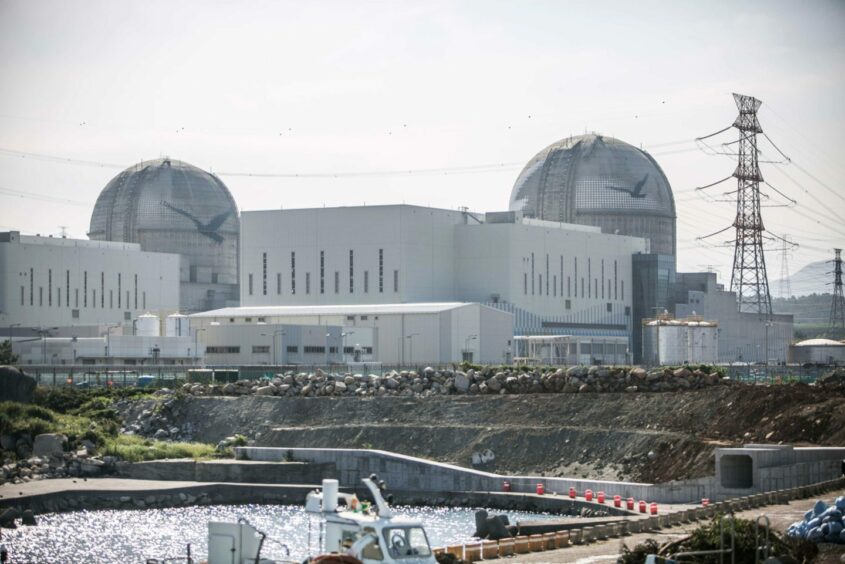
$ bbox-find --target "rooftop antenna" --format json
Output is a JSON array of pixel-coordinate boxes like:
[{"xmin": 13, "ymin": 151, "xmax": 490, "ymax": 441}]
[{"xmin": 58, "ymin": 226, "xmax": 68, "ymax": 238}]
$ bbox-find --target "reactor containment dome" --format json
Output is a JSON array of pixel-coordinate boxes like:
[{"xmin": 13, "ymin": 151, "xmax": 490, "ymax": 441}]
[
  {"xmin": 89, "ymin": 158, "xmax": 239, "ymax": 313},
  {"xmin": 509, "ymin": 134, "xmax": 676, "ymax": 258}
]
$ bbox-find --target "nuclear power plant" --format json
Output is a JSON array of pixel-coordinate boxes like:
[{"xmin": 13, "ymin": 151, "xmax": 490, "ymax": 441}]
[{"xmin": 1, "ymin": 125, "xmax": 794, "ymax": 367}]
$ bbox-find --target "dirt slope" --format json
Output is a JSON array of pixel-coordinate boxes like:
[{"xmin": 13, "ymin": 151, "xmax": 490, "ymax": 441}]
[{"xmin": 125, "ymin": 383, "xmax": 845, "ymax": 484}]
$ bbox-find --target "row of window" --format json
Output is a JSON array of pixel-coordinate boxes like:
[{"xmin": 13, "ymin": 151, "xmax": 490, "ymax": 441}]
[
  {"xmin": 249, "ymin": 250, "xmax": 399, "ymax": 297},
  {"xmin": 19, "ymin": 269, "xmax": 145, "ymax": 310},
  {"xmin": 206, "ymin": 344, "xmax": 376, "ymax": 355},
  {"xmin": 523, "ymin": 254, "xmax": 624, "ymax": 301}
]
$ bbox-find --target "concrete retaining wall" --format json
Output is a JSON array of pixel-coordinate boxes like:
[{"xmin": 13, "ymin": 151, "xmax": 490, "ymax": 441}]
[
  {"xmin": 237, "ymin": 445, "xmax": 845, "ymax": 504},
  {"xmin": 117, "ymin": 459, "xmax": 336, "ymax": 484}
]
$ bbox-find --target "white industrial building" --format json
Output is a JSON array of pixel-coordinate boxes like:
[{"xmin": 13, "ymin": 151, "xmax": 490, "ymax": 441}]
[
  {"xmin": 0, "ymin": 231, "xmax": 180, "ymax": 330},
  {"xmin": 191, "ymin": 302, "xmax": 512, "ymax": 365},
  {"xmin": 240, "ymin": 205, "xmax": 646, "ymax": 346},
  {"xmin": 674, "ymin": 272, "xmax": 793, "ymax": 363},
  {"xmin": 641, "ymin": 315, "xmax": 719, "ymax": 366}
]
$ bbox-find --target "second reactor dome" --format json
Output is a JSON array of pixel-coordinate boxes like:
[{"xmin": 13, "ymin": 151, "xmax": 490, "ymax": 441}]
[{"xmin": 508, "ymin": 134, "xmax": 676, "ymax": 257}]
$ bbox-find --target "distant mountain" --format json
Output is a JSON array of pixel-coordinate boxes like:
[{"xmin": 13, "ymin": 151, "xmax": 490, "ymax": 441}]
[{"xmin": 770, "ymin": 260, "xmax": 831, "ymax": 298}]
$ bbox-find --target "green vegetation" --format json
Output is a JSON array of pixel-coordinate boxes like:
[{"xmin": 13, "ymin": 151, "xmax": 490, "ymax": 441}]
[
  {"xmin": 103, "ymin": 435, "xmax": 226, "ymax": 463},
  {"xmin": 2, "ymin": 386, "xmax": 227, "ymax": 463},
  {"xmin": 0, "ymin": 339, "xmax": 19, "ymax": 365}
]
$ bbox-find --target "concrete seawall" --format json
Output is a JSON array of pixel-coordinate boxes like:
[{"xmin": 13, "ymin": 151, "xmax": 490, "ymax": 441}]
[
  {"xmin": 237, "ymin": 444, "xmax": 845, "ymax": 504},
  {"xmin": 116, "ymin": 459, "xmax": 336, "ymax": 484}
]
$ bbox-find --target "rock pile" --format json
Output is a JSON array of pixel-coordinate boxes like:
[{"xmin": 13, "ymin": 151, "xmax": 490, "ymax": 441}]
[
  {"xmin": 173, "ymin": 365, "xmax": 726, "ymax": 399},
  {"xmin": 0, "ymin": 433, "xmax": 116, "ymax": 486}
]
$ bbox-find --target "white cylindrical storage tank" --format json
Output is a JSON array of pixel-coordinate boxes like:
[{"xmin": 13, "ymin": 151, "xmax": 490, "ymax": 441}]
[
  {"xmin": 136, "ymin": 313, "xmax": 160, "ymax": 337},
  {"xmin": 322, "ymin": 479, "xmax": 339, "ymax": 512},
  {"xmin": 166, "ymin": 313, "xmax": 190, "ymax": 337}
]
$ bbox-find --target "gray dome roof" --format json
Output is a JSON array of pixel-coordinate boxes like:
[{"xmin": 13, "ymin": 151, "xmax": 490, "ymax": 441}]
[
  {"xmin": 89, "ymin": 158, "xmax": 238, "ymax": 241},
  {"xmin": 89, "ymin": 158, "xmax": 239, "ymax": 312},
  {"xmin": 509, "ymin": 134, "xmax": 676, "ymax": 256}
]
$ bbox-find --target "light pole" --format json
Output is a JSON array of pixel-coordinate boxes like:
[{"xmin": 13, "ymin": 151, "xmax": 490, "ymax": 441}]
[
  {"xmin": 463, "ymin": 334, "xmax": 478, "ymax": 362},
  {"xmin": 325, "ymin": 332, "xmax": 331, "ymax": 367},
  {"xmin": 194, "ymin": 328, "xmax": 206, "ymax": 366},
  {"xmin": 105, "ymin": 323, "xmax": 120, "ymax": 365},
  {"xmin": 34, "ymin": 327, "xmax": 58, "ymax": 364},
  {"xmin": 342, "ymin": 331, "xmax": 354, "ymax": 363},
  {"xmin": 406, "ymin": 333, "xmax": 419, "ymax": 367},
  {"xmin": 8, "ymin": 323, "xmax": 20, "ymax": 359}
]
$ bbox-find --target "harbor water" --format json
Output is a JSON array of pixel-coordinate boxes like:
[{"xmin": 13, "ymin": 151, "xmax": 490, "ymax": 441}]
[{"xmin": 3, "ymin": 504, "xmax": 563, "ymax": 562}]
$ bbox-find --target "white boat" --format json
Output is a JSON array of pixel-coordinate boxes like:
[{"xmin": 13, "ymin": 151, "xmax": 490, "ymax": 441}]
[{"xmin": 205, "ymin": 477, "xmax": 436, "ymax": 564}]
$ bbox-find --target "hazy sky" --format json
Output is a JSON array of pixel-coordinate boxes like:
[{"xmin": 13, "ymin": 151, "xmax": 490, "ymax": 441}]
[{"xmin": 1, "ymin": 0, "xmax": 843, "ymax": 284}]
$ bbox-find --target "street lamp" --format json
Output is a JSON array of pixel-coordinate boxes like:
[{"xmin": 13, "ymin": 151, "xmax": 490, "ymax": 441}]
[
  {"xmin": 325, "ymin": 332, "xmax": 331, "ymax": 367},
  {"xmin": 105, "ymin": 323, "xmax": 120, "ymax": 365},
  {"xmin": 8, "ymin": 323, "xmax": 21, "ymax": 359},
  {"xmin": 34, "ymin": 327, "xmax": 58, "ymax": 364},
  {"xmin": 464, "ymin": 334, "xmax": 477, "ymax": 363},
  {"xmin": 194, "ymin": 328, "xmax": 206, "ymax": 365},
  {"xmin": 342, "ymin": 331, "xmax": 355, "ymax": 363},
  {"xmin": 406, "ymin": 333, "xmax": 419, "ymax": 367}
]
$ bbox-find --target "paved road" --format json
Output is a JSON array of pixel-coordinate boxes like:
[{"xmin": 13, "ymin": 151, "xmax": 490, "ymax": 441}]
[{"xmin": 512, "ymin": 488, "xmax": 845, "ymax": 562}]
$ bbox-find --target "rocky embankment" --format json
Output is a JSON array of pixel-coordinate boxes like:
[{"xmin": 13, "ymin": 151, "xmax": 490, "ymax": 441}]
[
  {"xmin": 1, "ymin": 433, "xmax": 116, "ymax": 486},
  {"xmin": 172, "ymin": 365, "xmax": 725, "ymax": 400}
]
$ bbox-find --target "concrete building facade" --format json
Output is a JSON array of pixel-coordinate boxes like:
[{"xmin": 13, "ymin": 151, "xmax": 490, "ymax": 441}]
[
  {"xmin": 673, "ymin": 272, "xmax": 793, "ymax": 364},
  {"xmin": 191, "ymin": 302, "xmax": 513, "ymax": 365},
  {"xmin": 0, "ymin": 231, "xmax": 180, "ymax": 330},
  {"xmin": 239, "ymin": 205, "xmax": 646, "ymax": 346}
]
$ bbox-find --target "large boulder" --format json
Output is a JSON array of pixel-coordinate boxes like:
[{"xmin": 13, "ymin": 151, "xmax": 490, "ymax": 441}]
[
  {"xmin": 0, "ymin": 365, "xmax": 36, "ymax": 403},
  {"xmin": 32, "ymin": 433, "xmax": 67, "ymax": 458}
]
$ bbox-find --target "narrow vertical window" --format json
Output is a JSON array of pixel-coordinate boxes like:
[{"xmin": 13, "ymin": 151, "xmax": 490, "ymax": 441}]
[
  {"xmin": 574, "ymin": 257, "xmax": 578, "ymax": 297},
  {"xmin": 306, "ymin": 272, "xmax": 311, "ymax": 294},
  {"xmin": 66, "ymin": 270, "xmax": 70, "ymax": 307},
  {"xmin": 134, "ymin": 274, "xmax": 138, "ymax": 309},
  {"xmin": 248, "ymin": 273, "xmax": 254, "ymax": 295},
  {"xmin": 262, "ymin": 252, "xmax": 267, "ymax": 295},
  {"xmin": 291, "ymin": 252, "xmax": 296, "ymax": 295},
  {"xmin": 560, "ymin": 256, "xmax": 564, "ymax": 298},
  {"xmin": 364, "ymin": 270, "xmax": 369, "ymax": 293},
  {"xmin": 75, "ymin": 288, "xmax": 79, "ymax": 308},
  {"xmin": 320, "ymin": 251, "xmax": 325, "ymax": 294},
  {"xmin": 393, "ymin": 269, "xmax": 398, "ymax": 293},
  {"xmin": 30, "ymin": 267, "xmax": 34, "ymax": 305},
  {"xmin": 567, "ymin": 276, "xmax": 571, "ymax": 297},
  {"xmin": 553, "ymin": 275, "xmax": 557, "ymax": 297},
  {"xmin": 531, "ymin": 253, "xmax": 535, "ymax": 295},
  {"xmin": 20, "ymin": 286, "xmax": 24, "ymax": 306},
  {"xmin": 545, "ymin": 254, "xmax": 549, "ymax": 296},
  {"xmin": 277, "ymin": 273, "xmax": 281, "ymax": 295},
  {"xmin": 378, "ymin": 249, "xmax": 384, "ymax": 293},
  {"xmin": 126, "ymin": 291, "xmax": 129, "ymax": 309},
  {"xmin": 39, "ymin": 287, "xmax": 43, "ymax": 306},
  {"xmin": 118, "ymin": 273, "xmax": 122, "ymax": 308},
  {"xmin": 91, "ymin": 289, "xmax": 95, "ymax": 308},
  {"xmin": 349, "ymin": 250, "xmax": 354, "ymax": 293},
  {"xmin": 601, "ymin": 260, "xmax": 605, "ymax": 299},
  {"xmin": 48, "ymin": 269, "xmax": 52, "ymax": 306},
  {"xmin": 524, "ymin": 273, "xmax": 527, "ymax": 295},
  {"xmin": 621, "ymin": 280, "xmax": 625, "ymax": 301},
  {"xmin": 101, "ymin": 271, "xmax": 105, "ymax": 308},
  {"xmin": 334, "ymin": 271, "xmax": 339, "ymax": 294},
  {"xmin": 110, "ymin": 290, "xmax": 113, "ymax": 309},
  {"xmin": 58, "ymin": 288, "xmax": 61, "ymax": 307},
  {"xmin": 143, "ymin": 291, "xmax": 146, "ymax": 309},
  {"xmin": 588, "ymin": 258, "xmax": 592, "ymax": 298},
  {"xmin": 614, "ymin": 260, "xmax": 618, "ymax": 300},
  {"xmin": 539, "ymin": 275, "xmax": 543, "ymax": 296},
  {"xmin": 84, "ymin": 271, "xmax": 88, "ymax": 307}
]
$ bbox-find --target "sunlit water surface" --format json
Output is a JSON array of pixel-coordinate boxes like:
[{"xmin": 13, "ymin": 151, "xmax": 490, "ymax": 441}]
[{"xmin": 3, "ymin": 504, "xmax": 564, "ymax": 563}]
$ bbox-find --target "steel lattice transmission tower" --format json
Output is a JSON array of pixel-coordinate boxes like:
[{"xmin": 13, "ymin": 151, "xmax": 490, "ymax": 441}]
[
  {"xmin": 729, "ymin": 93, "xmax": 772, "ymax": 315},
  {"xmin": 831, "ymin": 248, "xmax": 845, "ymax": 330}
]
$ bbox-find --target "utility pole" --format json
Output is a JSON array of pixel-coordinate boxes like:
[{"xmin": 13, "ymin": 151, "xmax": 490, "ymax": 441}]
[
  {"xmin": 830, "ymin": 248, "xmax": 845, "ymax": 331},
  {"xmin": 729, "ymin": 93, "xmax": 772, "ymax": 315},
  {"xmin": 777, "ymin": 234, "xmax": 792, "ymax": 299}
]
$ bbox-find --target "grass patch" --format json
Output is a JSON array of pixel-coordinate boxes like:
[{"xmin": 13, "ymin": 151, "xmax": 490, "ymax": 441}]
[
  {"xmin": 32, "ymin": 386, "xmax": 158, "ymax": 414},
  {"xmin": 104, "ymin": 435, "xmax": 227, "ymax": 462}
]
